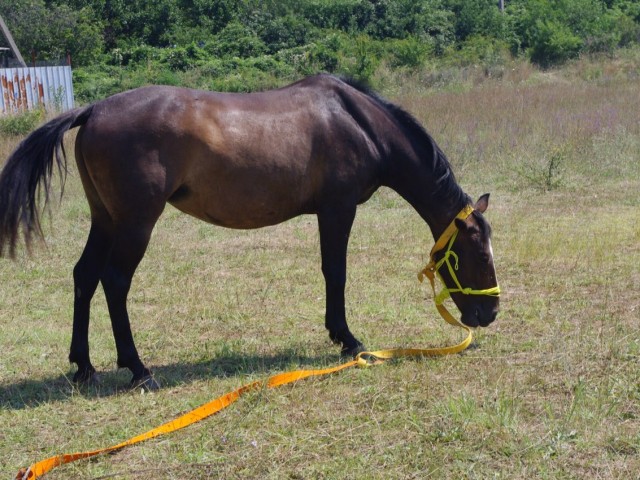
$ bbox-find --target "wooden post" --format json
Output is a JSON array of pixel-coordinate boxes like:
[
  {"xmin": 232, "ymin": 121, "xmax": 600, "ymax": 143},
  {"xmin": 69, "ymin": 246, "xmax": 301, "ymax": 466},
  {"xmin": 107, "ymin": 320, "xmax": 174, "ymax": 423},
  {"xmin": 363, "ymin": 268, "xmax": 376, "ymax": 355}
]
[
  {"xmin": 0, "ymin": 14, "xmax": 27, "ymax": 67},
  {"xmin": 0, "ymin": 47, "xmax": 9, "ymax": 68}
]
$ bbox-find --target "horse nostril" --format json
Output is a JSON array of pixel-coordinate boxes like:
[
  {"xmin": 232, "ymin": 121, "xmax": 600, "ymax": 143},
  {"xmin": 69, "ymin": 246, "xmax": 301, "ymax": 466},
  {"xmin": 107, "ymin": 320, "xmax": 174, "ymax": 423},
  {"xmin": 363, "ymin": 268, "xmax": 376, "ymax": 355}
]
[{"xmin": 475, "ymin": 306, "xmax": 498, "ymax": 327}]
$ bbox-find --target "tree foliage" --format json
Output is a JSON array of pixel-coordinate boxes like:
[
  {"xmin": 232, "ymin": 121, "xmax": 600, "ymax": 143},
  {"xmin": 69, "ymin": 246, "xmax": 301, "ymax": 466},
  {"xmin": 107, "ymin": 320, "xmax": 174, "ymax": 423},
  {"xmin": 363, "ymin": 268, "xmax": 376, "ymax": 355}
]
[
  {"xmin": 0, "ymin": 0, "xmax": 637, "ymax": 98},
  {"xmin": 0, "ymin": 0, "xmax": 103, "ymax": 64}
]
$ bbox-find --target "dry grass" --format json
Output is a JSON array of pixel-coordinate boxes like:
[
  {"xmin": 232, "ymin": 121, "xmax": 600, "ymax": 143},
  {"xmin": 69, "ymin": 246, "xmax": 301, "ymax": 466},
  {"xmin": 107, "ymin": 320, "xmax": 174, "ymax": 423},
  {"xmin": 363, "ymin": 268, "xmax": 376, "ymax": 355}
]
[{"xmin": 1, "ymin": 56, "xmax": 639, "ymax": 479}]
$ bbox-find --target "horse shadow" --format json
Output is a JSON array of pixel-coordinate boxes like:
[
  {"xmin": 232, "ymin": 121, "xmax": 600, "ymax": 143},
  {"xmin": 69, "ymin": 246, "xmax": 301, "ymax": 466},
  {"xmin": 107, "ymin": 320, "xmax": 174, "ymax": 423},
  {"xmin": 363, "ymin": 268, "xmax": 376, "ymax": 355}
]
[{"xmin": 0, "ymin": 349, "xmax": 342, "ymax": 411}]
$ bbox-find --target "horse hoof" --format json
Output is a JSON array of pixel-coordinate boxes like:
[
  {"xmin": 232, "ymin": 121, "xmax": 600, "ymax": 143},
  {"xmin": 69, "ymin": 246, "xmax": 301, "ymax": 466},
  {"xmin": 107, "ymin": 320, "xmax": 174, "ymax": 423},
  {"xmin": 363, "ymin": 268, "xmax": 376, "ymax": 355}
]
[
  {"xmin": 341, "ymin": 342, "xmax": 366, "ymax": 359},
  {"xmin": 131, "ymin": 374, "xmax": 160, "ymax": 391},
  {"xmin": 73, "ymin": 368, "xmax": 100, "ymax": 385}
]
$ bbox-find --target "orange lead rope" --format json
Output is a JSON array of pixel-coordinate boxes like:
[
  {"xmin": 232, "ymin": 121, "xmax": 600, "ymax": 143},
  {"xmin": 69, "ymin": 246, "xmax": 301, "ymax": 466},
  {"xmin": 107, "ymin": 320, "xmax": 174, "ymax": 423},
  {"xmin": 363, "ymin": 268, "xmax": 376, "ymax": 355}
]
[{"xmin": 16, "ymin": 205, "xmax": 495, "ymax": 480}]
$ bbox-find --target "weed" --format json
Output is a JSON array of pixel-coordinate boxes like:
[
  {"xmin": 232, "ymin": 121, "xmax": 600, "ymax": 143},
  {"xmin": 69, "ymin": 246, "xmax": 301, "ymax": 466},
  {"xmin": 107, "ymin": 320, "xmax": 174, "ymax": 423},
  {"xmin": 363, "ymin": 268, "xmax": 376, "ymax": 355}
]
[{"xmin": 514, "ymin": 145, "xmax": 567, "ymax": 192}]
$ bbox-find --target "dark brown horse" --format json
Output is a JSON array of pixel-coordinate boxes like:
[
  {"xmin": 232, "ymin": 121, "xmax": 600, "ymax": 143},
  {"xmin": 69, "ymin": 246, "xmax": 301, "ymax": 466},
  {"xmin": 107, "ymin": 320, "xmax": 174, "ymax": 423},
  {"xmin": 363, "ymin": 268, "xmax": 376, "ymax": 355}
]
[{"xmin": 0, "ymin": 74, "xmax": 499, "ymax": 389}]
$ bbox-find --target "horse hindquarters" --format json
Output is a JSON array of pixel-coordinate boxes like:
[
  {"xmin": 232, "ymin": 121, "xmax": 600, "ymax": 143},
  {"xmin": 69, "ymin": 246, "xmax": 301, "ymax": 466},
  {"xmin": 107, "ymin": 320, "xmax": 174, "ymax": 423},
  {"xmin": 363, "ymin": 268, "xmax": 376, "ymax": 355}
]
[{"xmin": 72, "ymin": 130, "xmax": 166, "ymax": 388}]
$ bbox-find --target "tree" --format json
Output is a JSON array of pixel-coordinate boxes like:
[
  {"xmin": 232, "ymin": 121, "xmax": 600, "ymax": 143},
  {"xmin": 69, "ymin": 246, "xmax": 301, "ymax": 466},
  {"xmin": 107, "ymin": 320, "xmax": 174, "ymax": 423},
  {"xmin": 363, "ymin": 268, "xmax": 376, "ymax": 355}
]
[{"xmin": 0, "ymin": 0, "xmax": 103, "ymax": 65}]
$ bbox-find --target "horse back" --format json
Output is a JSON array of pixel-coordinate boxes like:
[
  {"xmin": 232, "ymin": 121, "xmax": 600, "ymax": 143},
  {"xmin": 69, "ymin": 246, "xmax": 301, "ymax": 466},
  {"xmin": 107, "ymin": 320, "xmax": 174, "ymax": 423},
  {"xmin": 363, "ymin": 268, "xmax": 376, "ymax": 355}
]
[{"xmin": 76, "ymin": 75, "xmax": 394, "ymax": 228}]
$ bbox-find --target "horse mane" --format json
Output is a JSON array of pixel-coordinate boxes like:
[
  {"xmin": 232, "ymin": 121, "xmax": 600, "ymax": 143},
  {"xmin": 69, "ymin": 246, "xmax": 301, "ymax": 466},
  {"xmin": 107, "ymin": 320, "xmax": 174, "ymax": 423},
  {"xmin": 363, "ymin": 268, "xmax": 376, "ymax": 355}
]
[{"xmin": 340, "ymin": 77, "xmax": 470, "ymax": 209}]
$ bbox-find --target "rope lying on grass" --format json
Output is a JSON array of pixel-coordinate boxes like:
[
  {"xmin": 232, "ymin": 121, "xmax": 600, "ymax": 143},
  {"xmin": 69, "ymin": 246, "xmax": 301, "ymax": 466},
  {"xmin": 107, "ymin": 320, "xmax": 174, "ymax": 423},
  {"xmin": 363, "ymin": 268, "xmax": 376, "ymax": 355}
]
[{"xmin": 15, "ymin": 326, "xmax": 473, "ymax": 480}]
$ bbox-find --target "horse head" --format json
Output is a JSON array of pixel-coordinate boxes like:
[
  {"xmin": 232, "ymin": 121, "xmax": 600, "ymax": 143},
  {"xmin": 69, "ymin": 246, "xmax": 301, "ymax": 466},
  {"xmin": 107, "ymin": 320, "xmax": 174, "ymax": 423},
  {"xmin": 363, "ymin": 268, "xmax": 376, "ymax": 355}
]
[{"xmin": 429, "ymin": 194, "xmax": 500, "ymax": 328}]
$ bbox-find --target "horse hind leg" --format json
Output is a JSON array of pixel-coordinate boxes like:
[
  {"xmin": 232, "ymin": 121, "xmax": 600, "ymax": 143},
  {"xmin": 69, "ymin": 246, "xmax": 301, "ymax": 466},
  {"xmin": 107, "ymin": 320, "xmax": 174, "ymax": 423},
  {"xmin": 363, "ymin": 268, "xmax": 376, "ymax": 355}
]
[
  {"xmin": 70, "ymin": 222, "xmax": 113, "ymax": 384},
  {"xmin": 72, "ymin": 135, "xmax": 164, "ymax": 388},
  {"xmin": 101, "ymin": 219, "xmax": 162, "ymax": 390}
]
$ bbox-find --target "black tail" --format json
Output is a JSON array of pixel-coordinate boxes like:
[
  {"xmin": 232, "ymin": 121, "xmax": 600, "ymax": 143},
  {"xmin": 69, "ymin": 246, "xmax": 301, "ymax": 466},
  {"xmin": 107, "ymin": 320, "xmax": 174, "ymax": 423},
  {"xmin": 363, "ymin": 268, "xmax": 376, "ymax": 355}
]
[{"xmin": 0, "ymin": 105, "xmax": 93, "ymax": 257}]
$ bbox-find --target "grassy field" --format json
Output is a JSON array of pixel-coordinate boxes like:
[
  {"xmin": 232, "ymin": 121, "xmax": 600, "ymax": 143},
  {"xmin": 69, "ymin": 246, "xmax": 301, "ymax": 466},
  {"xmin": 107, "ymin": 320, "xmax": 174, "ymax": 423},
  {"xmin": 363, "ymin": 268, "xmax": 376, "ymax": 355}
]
[{"xmin": 1, "ymin": 54, "xmax": 639, "ymax": 479}]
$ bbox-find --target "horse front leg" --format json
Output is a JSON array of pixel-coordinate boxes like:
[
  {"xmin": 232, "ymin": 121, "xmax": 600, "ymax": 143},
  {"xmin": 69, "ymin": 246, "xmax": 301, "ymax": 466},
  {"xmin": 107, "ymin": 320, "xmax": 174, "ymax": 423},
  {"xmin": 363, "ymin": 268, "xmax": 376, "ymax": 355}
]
[{"xmin": 317, "ymin": 206, "xmax": 364, "ymax": 357}]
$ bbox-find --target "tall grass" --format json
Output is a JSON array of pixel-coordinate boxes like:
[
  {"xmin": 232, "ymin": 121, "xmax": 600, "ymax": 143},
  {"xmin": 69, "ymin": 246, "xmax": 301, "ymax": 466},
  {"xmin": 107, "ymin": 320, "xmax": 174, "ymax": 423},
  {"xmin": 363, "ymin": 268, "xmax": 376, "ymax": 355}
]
[{"xmin": 1, "ymin": 57, "xmax": 638, "ymax": 479}]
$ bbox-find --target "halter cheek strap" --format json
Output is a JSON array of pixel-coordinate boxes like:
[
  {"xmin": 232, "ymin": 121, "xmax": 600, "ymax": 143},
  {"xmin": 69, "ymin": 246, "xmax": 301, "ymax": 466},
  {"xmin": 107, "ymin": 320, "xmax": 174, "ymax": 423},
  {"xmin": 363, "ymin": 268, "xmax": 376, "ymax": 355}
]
[{"xmin": 418, "ymin": 205, "xmax": 501, "ymax": 328}]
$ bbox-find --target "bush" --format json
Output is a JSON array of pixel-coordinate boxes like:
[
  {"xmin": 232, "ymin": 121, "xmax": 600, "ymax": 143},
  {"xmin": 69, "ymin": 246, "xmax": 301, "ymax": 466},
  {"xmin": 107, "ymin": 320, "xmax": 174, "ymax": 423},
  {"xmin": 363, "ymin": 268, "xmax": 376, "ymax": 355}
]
[
  {"xmin": 278, "ymin": 34, "xmax": 345, "ymax": 75},
  {"xmin": 389, "ymin": 37, "xmax": 433, "ymax": 68},
  {"xmin": 73, "ymin": 66, "xmax": 123, "ymax": 103},
  {"xmin": 307, "ymin": 41, "xmax": 341, "ymax": 73},
  {"xmin": 209, "ymin": 22, "xmax": 268, "ymax": 58},
  {"xmin": 301, "ymin": 0, "xmax": 374, "ymax": 32},
  {"xmin": 0, "ymin": 109, "xmax": 44, "ymax": 137},
  {"xmin": 507, "ymin": 0, "xmax": 638, "ymax": 66},
  {"xmin": 446, "ymin": 35, "xmax": 511, "ymax": 68},
  {"xmin": 515, "ymin": 145, "xmax": 567, "ymax": 191},
  {"xmin": 339, "ymin": 35, "xmax": 381, "ymax": 82},
  {"xmin": 163, "ymin": 44, "xmax": 207, "ymax": 71},
  {"xmin": 446, "ymin": 0, "xmax": 511, "ymax": 42},
  {"xmin": 612, "ymin": 9, "xmax": 640, "ymax": 47},
  {"xmin": 259, "ymin": 14, "xmax": 315, "ymax": 54},
  {"xmin": 528, "ymin": 19, "xmax": 582, "ymax": 67},
  {"xmin": 24, "ymin": 0, "xmax": 640, "ymax": 102}
]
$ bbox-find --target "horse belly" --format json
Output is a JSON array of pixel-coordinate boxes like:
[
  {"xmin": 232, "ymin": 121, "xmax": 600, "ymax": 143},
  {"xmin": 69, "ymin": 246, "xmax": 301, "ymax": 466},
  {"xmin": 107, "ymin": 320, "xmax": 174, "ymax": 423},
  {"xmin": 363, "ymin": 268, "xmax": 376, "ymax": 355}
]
[
  {"xmin": 168, "ymin": 161, "xmax": 315, "ymax": 229},
  {"xmin": 172, "ymin": 191, "xmax": 309, "ymax": 229}
]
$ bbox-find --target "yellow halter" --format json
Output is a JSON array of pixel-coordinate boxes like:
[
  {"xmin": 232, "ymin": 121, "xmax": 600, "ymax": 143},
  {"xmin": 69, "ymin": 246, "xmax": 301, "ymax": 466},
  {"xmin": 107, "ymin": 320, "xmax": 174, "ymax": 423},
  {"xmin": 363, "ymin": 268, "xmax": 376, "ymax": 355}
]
[{"xmin": 418, "ymin": 205, "xmax": 501, "ymax": 328}]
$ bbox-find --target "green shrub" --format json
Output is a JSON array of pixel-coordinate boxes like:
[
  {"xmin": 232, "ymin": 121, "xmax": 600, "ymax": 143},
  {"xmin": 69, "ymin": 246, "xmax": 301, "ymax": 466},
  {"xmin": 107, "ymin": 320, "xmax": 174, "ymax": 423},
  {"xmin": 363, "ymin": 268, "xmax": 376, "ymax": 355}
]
[
  {"xmin": 73, "ymin": 66, "xmax": 123, "ymax": 103},
  {"xmin": 163, "ymin": 44, "xmax": 207, "ymax": 71},
  {"xmin": 0, "ymin": 109, "xmax": 44, "ymax": 137},
  {"xmin": 529, "ymin": 19, "xmax": 582, "ymax": 67},
  {"xmin": 209, "ymin": 22, "xmax": 268, "ymax": 58},
  {"xmin": 338, "ymin": 34, "xmax": 382, "ymax": 82},
  {"xmin": 153, "ymin": 69, "xmax": 182, "ymax": 86},
  {"xmin": 301, "ymin": 0, "xmax": 374, "ymax": 32},
  {"xmin": 515, "ymin": 145, "xmax": 567, "ymax": 191},
  {"xmin": 308, "ymin": 42, "xmax": 341, "ymax": 73},
  {"xmin": 208, "ymin": 68, "xmax": 281, "ymax": 93},
  {"xmin": 259, "ymin": 14, "xmax": 315, "ymax": 54},
  {"xmin": 447, "ymin": 0, "xmax": 510, "ymax": 42},
  {"xmin": 446, "ymin": 35, "xmax": 511, "ymax": 68},
  {"xmin": 389, "ymin": 37, "xmax": 433, "ymax": 69},
  {"xmin": 279, "ymin": 34, "xmax": 346, "ymax": 75},
  {"xmin": 611, "ymin": 9, "xmax": 640, "ymax": 47}
]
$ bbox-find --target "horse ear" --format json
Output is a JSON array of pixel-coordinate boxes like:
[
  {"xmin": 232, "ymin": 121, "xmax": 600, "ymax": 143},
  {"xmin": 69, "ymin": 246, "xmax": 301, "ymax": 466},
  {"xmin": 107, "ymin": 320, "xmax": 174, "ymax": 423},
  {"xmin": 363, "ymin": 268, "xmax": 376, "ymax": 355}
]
[{"xmin": 474, "ymin": 193, "xmax": 490, "ymax": 213}]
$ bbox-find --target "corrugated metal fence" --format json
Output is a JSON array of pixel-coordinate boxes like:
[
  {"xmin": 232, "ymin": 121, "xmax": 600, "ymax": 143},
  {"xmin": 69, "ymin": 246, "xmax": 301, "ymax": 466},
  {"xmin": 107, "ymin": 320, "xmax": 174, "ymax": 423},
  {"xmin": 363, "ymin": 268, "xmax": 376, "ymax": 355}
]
[{"xmin": 0, "ymin": 65, "xmax": 74, "ymax": 115}]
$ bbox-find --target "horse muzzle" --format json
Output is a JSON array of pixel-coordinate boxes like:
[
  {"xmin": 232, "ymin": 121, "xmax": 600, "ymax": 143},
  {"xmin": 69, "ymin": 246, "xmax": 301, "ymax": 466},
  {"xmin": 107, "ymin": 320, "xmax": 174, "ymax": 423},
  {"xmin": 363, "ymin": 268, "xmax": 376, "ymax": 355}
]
[{"xmin": 460, "ymin": 297, "xmax": 500, "ymax": 328}]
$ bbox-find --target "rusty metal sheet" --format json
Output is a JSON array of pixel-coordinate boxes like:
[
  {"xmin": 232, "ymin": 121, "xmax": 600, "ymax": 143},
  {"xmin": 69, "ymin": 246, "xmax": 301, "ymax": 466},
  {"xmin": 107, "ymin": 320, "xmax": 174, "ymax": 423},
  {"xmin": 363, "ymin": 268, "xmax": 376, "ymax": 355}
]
[{"xmin": 0, "ymin": 66, "xmax": 74, "ymax": 115}]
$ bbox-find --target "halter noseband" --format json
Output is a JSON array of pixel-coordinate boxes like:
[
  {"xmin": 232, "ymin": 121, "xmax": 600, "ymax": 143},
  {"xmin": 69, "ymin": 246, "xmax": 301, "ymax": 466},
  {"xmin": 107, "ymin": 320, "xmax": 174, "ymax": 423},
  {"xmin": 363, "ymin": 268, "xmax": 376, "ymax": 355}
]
[{"xmin": 418, "ymin": 205, "xmax": 501, "ymax": 327}]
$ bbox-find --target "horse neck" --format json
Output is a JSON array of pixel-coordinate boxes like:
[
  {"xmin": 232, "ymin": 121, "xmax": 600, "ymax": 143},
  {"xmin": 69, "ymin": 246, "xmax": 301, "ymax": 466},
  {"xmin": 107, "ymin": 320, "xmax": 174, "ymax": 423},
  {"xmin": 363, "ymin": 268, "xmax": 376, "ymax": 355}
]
[
  {"xmin": 384, "ymin": 148, "xmax": 469, "ymax": 242},
  {"xmin": 413, "ymin": 186, "xmax": 469, "ymax": 242}
]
